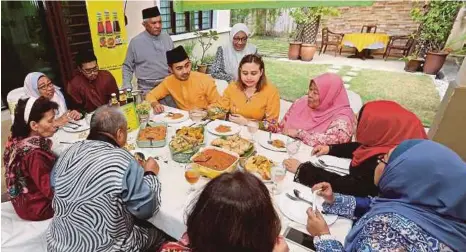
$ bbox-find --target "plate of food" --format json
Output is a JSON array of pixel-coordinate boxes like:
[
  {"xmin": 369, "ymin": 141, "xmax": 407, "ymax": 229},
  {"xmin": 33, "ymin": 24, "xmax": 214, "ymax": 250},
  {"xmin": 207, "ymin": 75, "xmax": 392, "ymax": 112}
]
[
  {"xmin": 206, "ymin": 120, "xmax": 241, "ymax": 136},
  {"xmin": 169, "ymin": 126, "xmax": 205, "ymax": 163},
  {"xmin": 259, "ymin": 133, "xmax": 288, "ymax": 152},
  {"xmin": 136, "ymin": 122, "xmax": 167, "ymax": 148},
  {"xmin": 190, "ymin": 146, "xmax": 239, "ymax": 179},
  {"xmin": 211, "ymin": 135, "xmax": 254, "ymax": 157},
  {"xmin": 243, "ymin": 155, "xmax": 273, "ymax": 182},
  {"xmin": 152, "ymin": 110, "xmax": 189, "ymax": 124}
]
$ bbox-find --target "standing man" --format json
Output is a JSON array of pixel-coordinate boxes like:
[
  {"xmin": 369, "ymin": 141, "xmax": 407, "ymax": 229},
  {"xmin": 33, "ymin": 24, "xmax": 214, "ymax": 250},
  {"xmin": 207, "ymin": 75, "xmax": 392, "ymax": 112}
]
[
  {"xmin": 122, "ymin": 6, "xmax": 176, "ymax": 107},
  {"xmin": 67, "ymin": 50, "xmax": 119, "ymax": 113}
]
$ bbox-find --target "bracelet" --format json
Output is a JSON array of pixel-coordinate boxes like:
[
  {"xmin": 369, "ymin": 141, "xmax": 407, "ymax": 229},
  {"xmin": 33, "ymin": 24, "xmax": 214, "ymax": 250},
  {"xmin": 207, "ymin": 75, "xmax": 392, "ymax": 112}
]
[{"xmin": 313, "ymin": 234, "xmax": 335, "ymax": 243}]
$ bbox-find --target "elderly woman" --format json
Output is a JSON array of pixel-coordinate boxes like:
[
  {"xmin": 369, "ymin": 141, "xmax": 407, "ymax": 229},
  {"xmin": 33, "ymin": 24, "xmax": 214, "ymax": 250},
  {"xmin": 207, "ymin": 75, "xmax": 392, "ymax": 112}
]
[
  {"xmin": 211, "ymin": 23, "xmax": 257, "ymax": 83},
  {"xmin": 3, "ymin": 96, "xmax": 59, "ymax": 221},
  {"xmin": 159, "ymin": 172, "xmax": 289, "ymax": 252},
  {"xmin": 213, "ymin": 54, "xmax": 280, "ymax": 127},
  {"xmin": 279, "ymin": 73, "xmax": 355, "ymax": 147},
  {"xmin": 284, "ymin": 101, "xmax": 427, "ymax": 197},
  {"xmin": 306, "ymin": 140, "xmax": 466, "ymax": 251},
  {"xmin": 24, "ymin": 72, "xmax": 81, "ymax": 126}
]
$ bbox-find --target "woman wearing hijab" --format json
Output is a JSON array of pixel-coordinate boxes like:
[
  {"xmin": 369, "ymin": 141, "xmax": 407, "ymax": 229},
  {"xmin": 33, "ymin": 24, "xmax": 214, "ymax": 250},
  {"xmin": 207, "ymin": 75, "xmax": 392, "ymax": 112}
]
[
  {"xmin": 278, "ymin": 73, "xmax": 355, "ymax": 147},
  {"xmin": 3, "ymin": 96, "xmax": 59, "ymax": 220},
  {"xmin": 211, "ymin": 23, "xmax": 257, "ymax": 83},
  {"xmin": 283, "ymin": 100, "xmax": 427, "ymax": 197},
  {"xmin": 24, "ymin": 72, "xmax": 81, "ymax": 126},
  {"xmin": 306, "ymin": 140, "xmax": 466, "ymax": 251}
]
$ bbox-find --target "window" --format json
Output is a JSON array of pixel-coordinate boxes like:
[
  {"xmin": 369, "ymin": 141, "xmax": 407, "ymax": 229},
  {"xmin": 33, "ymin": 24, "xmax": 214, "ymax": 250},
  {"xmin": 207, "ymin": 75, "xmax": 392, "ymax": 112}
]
[{"xmin": 159, "ymin": 0, "xmax": 213, "ymax": 35}]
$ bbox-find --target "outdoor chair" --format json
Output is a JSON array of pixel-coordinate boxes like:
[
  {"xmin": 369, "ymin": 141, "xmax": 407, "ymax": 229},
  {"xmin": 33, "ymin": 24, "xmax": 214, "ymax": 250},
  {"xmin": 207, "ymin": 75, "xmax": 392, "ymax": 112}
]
[
  {"xmin": 361, "ymin": 25, "xmax": 377, "ymax": 33},
  {"xmin": 383, "ymin": 35, "xmax": 415, "ymax": 60},
  {"xmin": 320, "ymin": 27, "xmax": 344, "ymax": 56}
]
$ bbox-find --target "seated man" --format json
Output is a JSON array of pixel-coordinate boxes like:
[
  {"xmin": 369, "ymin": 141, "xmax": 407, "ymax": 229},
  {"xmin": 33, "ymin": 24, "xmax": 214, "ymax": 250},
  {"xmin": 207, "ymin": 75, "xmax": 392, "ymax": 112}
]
[
  {"xmin": 46, "ymin": 105, "xmax": 166, "ymax": 251},
  {"xmin": 146, "ymin": 45, "xmax": 221, "ymax": 113},
  {"xmin": 67, "ymin": 50, "xmax": 119, "ymax": 113}
]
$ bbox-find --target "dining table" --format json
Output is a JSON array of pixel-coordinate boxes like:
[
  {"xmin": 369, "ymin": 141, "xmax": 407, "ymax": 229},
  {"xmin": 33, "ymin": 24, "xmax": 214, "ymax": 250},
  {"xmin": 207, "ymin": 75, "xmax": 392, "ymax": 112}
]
[
  {"xmin": 2, "ymin": 105, "xmax": 354, "ymax": 252},
  {"xmin": 341, "ymin": 33, "xmax": 390, "ymax": 60}
]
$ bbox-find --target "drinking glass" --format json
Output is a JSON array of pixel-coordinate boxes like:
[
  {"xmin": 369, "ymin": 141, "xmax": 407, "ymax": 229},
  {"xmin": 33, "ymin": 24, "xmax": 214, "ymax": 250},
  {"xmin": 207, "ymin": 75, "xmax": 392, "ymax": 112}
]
[
  {"xmin": 184, "ymin": 164, "xmax": 200, "ymax": 194},
  {"xmin": 247, "ymin": 119, "xmax": 259, "ymax": 142},
  {"xmin": 271, "ymin": 165, "xmax": 286, "ymax": 195},
  {"xmin": 189, "ymin": 108, "xmax": 207, "ymax": 123},
  {"xmin": 286, "ymin": 137, "xmax": 301, "ymax": 158}
]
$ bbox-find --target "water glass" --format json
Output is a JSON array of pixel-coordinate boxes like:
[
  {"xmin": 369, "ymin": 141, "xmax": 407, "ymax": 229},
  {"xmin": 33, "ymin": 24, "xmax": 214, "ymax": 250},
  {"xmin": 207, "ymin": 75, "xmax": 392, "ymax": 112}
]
[
  {"xmin": 184, "ymin": 164, "xmax": 200, "ymax": 194},
  {"xmin": 189, "ymin": 108, "xmax": 207, "ymax": 123},
  {"xmin": 271, "ymin": 165, "xmax": 286, "ymax": 195},
  {"xmin": 247, "ymin": 119, "xmax": 259, "ymax": 142},
  {"xmin": 286, "ymin": 138, "xmax": 301, "ymax": 158}
]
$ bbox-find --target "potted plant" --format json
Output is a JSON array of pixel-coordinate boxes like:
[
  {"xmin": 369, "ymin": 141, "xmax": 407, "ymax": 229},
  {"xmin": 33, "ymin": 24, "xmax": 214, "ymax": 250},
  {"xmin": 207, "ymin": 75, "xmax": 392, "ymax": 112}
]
[
  {"xmin": 410, "ymin": 1, "xmax": 462, "ymax": 75},
  {"xmin": 401, "ymin": 55, "xmax": 425, "ymax": 72},
  {"xmin": 287, "ymin": 30, "xmax": 302, "ymax": 60},
  {"xmin": 194, "ymin": 30, "xmax": 219, "ymax": 73},
  {"xmin": 290, "ymin": 7, "xmax": 339, "ymax": 61}
]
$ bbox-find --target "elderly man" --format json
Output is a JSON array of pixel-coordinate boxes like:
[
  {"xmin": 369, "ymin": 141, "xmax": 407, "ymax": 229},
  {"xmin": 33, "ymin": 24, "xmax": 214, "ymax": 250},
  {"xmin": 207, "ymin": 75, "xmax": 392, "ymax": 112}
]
[
  {"xmin": 47, "ymin": 105, "xmax": 166, "ymax": 252},
  {"xmin": 122, "ymin": 6, "xmax": 176, "ymax": 107},
  {"xmin": 146, "ymin": 45, "xmax": 221, "ymax": 114}
]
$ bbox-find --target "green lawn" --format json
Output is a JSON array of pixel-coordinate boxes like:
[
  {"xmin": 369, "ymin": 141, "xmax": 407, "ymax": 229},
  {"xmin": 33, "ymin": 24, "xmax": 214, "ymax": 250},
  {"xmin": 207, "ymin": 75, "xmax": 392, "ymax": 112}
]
[
  {"xmin": 250, "ymin": 36, "xmax": 289, "ymax": 58},
  {"xmin": 263, "ymin": 58, "xmax": 440, "ymax": 126}
]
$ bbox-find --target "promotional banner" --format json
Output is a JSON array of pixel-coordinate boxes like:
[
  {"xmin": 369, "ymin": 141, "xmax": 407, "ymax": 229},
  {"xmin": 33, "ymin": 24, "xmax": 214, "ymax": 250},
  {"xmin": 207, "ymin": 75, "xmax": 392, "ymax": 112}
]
[
  {"xmin": 86, "ymin": 1, "xmax": 128, "ymax": 87},
  {"xmin": 119, "ymin": 103, "xmax": 140, "ymax": 132}
]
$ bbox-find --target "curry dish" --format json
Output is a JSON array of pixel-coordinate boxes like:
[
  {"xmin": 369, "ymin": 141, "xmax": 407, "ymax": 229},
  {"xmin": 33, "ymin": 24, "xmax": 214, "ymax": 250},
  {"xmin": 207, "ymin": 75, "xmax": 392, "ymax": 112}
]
[
  {"xmin": 192, "ymin": 149, "xmax": 237, "ymax": 171},
  {"xmin": 138, "ymin": 126, "xmax": 167, "ymax": 141},
  {"xmin": 215, "ymin": 125, "xmax": 231, "ymax": 133}
]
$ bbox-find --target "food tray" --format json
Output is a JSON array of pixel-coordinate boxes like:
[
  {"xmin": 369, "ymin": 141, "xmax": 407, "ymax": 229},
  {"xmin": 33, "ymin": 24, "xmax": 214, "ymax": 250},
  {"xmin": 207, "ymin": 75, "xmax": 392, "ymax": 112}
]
[
  {"xmin": 190, "ymin": 146, "xmax": 240, "ymax": 179},
  {"xmin": 169, "ymin": 126, "xmax": 206, "ymax": 163},
  {"xmin": 136, "ymin": 121, "xmax": 168, "ymax": 148}
]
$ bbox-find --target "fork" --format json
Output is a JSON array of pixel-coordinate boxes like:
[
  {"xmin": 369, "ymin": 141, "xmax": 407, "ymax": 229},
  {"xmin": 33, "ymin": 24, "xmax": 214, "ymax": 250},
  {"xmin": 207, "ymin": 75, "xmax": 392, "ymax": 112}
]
[
  {"xmin": 318, "ymin": 159, "xmax": 345, "ymax": 170},
  {"xmin": 286, "ymin": 192, "xmax": 314, "ymax": 206},
  {"xmin": 267, "ymin": 132, "xmax": 273, "ymax": 145}
]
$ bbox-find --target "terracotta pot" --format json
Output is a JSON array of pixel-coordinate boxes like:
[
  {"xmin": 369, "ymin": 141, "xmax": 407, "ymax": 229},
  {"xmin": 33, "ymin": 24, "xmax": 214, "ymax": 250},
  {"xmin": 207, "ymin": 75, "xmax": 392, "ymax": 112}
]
[
  {"xmin": 423, "ymin": 51, "xmax": 449, "ymax": 75},
  {"xmin": 300, "ymin": 43, "xmax": 317, "ymax": 61},
  {"xmin": 288, "ymin": 42, "xmax": 302, "ymax": 60},
  {"xmin": 404, "ymin": 59, "xmax": 424, "ymax": 72},
  {"xmin": 197, "ymin": 64, "xmax": 207, "ymax": 73}
]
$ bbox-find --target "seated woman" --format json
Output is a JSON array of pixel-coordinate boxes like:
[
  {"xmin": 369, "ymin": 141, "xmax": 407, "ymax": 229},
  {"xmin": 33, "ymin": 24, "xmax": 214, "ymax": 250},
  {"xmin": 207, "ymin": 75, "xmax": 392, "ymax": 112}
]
[
  {"xmin": 3, "ymin": 97, "xmax": 59, "ymax": 221},
  {"xmin": 24, "ymin": 72, "xmax": 81, "ymax": 126},
  {"xmin": 210, "ymin": 23, "xmax": 257, "ymax": 83},
  {"xmin": 306, "ymin": 140, "xmax": 466, "ymax": 251},
  {"xmin": 278, "ymin": 73, "xmax": 355, "ymax": 147},
  {"xmin": 283, "ymin": 100, "xmax": 427, "ymax": 197},
  {"xmin": 213, "ymin": 54, "xmax": 280, "ymax": 128},
  {"xmin": 159, "ymin": 172, "xmax": 289, "ymax": 252}
]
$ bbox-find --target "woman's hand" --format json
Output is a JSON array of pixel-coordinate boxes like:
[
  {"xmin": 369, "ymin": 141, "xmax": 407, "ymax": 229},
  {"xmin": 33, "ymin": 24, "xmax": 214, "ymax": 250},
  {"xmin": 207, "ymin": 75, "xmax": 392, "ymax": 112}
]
[
  {"xmin": 311, "ymin": 145, "xmax": 330, "ymax": 156},
  {"xmin": 283, "ymin": 128, "xmax": 299, "ymax": 138},
  {"xmin": 67, "ymin": 110, "xmax": 82, "ymax": 121},
  {"xmin": 229, "ymin": 114, "xmax": 248, "ymax": 126},
  {"xmin": 312, "ymin": 182, "xmax": 335, "ymax": 204},
  {"xmin": 272, "ymin": 236, "xmax": 289, "ymax": 252},
  {"xmin": 306, "ymin": 208, "xmax": 330, "ymax": 237},
  {"xmin": 283, "ymin": 158, "xmax": 301, "ymax": 173}
]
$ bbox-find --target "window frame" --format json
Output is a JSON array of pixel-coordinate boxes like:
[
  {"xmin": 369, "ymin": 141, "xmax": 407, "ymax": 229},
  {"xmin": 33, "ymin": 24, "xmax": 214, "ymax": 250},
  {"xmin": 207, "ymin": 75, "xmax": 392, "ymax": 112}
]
[{"xmin": 160, "ymin": 0, "xmax": 213, "ymax": 35}]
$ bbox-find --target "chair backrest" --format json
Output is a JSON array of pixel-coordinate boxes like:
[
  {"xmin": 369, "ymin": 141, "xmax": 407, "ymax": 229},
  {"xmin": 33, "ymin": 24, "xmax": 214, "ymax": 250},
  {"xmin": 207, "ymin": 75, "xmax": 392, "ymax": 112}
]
[
  {"xmin": 322, "ymin": 27, "xmax": 329, "ymax": 42},
  {"xmin": 6, "ymin": 87, "xmax": 26, "ymax": 120},
  {"xmin": 406, "ymin": 36, "xmax": 415, "ymax": 48},
  {"xmin": 361, "ymin": 25, "xmax": 377, "ymax": 33}
]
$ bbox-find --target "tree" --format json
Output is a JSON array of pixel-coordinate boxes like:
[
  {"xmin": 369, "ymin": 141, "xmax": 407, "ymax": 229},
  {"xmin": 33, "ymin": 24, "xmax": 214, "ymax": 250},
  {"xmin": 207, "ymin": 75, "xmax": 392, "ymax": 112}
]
[{"xmin": 290, "ymin": 7, "xmax": 339, "ymax": 44}]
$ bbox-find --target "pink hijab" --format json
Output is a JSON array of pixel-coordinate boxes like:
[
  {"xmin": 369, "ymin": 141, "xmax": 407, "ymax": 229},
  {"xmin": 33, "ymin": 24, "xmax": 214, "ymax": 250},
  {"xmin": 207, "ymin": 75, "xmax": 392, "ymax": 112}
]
[{"xmin": 283, "ymin": 73, "xmax": 354, "ymax": 133}]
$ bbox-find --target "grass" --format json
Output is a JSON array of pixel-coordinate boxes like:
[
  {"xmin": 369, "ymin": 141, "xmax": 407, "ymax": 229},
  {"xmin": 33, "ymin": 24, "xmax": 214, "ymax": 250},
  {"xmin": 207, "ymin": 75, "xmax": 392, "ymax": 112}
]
[
  {"xmin": 263, "ymin": 58, "xmax": 439, "ymax": 126},
  {"xmin": 250, "ymin": 36, "xmax": 289, "ymax": 58}
]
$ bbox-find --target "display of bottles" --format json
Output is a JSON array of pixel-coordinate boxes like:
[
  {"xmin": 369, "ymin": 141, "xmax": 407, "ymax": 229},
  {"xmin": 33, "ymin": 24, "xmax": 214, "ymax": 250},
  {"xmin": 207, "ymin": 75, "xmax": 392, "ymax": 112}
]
[
  {"xmin": 112, "ymin": 10, "xmax": 122, "ymax": 45},
  {"xmin": 104, "ymin": 10, "xmax": 115, "ymax": 48},
  {"xmin": 97, "ymin": 12, "xmax": 106, "ymax": 47},
  {"xmin": 119, "ymin": 90, "xmax": 127, "ymax": 105},
  {"xmin": 110, "ymin": 93, "xmax": 119, "ymax": 106},
  {"xmin": 126, "ymin": 88, "xmax": 133, "ymax": 103}
]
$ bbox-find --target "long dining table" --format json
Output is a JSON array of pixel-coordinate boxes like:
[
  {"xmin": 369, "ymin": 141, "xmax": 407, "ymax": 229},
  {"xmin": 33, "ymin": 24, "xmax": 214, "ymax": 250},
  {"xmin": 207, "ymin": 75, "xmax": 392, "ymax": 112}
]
[{"xmin": 2, "ymin": 105, "xmax": 353, "ymax": 252}]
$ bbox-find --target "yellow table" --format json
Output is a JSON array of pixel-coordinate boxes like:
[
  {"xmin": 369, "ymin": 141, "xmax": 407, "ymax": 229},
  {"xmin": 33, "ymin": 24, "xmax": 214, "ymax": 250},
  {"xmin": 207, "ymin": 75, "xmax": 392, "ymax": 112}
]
[{"xmin": 341, "ymin": 33, "xmax": 390, "ymax": 52}]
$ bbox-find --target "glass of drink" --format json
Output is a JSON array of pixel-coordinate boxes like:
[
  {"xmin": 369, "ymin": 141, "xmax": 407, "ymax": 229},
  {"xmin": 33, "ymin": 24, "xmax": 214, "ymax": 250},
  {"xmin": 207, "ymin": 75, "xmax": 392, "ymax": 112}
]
[
  {"xmin": 247, "ymin": 119, "xmax": 259, "ymax": 142},
  {"xmin": 184, "ymin": 164, "xmax": 200, "ymax": 194},
  {"xmin": 286, "ymin": 137, "xmax": 301, "ymax": 158},
  {"xmin": 271, "ymin": 164, "xmax": 286, "ymax": 195},
  {"xmin": 189, "ymin": 108, "xmax": 207, "ymax": 123}
]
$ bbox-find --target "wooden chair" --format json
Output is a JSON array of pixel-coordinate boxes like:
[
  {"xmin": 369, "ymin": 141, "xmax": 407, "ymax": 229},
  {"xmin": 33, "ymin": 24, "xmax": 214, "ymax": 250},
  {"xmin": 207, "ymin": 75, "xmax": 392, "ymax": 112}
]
[
  {"xmin": 383, "ymin": 35, "xmax": 415, "ymax": 60},
  {"xmin": 320, "ymin": 27, "xmax": 344, "ymax": 56},
  {"xmin": 361, "ymin": 25, "xmax": 377, "ymax": 33}
]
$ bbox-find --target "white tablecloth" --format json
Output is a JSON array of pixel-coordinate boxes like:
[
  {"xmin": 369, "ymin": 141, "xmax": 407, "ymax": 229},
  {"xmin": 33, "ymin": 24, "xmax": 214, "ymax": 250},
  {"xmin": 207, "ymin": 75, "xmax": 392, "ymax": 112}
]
[{"xmin": 2, "ymin": 106, "xmax": 353, "ymax": 252}]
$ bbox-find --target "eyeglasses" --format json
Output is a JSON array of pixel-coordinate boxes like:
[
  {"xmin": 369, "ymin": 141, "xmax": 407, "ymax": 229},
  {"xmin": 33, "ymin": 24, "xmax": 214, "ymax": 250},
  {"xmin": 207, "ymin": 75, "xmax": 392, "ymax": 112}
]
[
  {"xmin": 81, "ymin": 66, "xmax": 99, "ymax": 74},
  {"xmin": 377, "ymin": 156, "xmax": 388, "ymax": 165},
  {"xmin": 233, "ymin": 37, "xmax": 248, "ymax": 43},
  {"xmin": 38, "ymin": 82, "xmax": 54, "ymax": 90}
]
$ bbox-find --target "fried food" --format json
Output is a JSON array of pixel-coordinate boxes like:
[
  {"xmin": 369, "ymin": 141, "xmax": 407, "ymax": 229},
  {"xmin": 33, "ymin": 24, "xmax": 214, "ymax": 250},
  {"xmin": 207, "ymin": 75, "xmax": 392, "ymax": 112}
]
[
  {"xmin": 215, "ymin": 125, "xmax": 231, "ymax": 133},
  {"xmin": 166, "ymin": 113, "xmax": 184, "ymax": 120},
  {"xmin": 170, "ymin": 126, "xmax": 204, "ymax": 153},
  {"xmin": 193, "ymin": 149, "xmax": 237, "ymax": 171},
  {"xmin": 211, "ymin": 135, "xmax": 253, "ymax": 156},
  {"xmin": 245, "ymin": 155, "xmax": 273, "ymax": 180},
  {"xmin": 271, "ymin": 139, "xmax": 285, "ymax": 148},
  {"xmin": 207, "ymin": 107, "xmax": 227, "ymax": 120},
  {"xmin": 138, "ymin": 126, "xmax": 167, "ymax": 141}
]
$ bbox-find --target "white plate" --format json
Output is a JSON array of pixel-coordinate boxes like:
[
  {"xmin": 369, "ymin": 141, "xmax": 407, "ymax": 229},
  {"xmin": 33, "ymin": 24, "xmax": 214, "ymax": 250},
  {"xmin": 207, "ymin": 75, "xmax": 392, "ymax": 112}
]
[
  {"xmin": 259, "ymin": 133, "xmax": 288, "ymax": 152},
  {"xmin": 206, "ymin": 120, "xmax": 241, "ymax": 136},
  {"xmin": 62, "ymin": 120, "xmax": 90, "ymax": 133},
  {"xmin": 152, "ymin": 110, "xmax": 189, "ymax": 124},
  {"xmin": 277, "ymin": 189, "xmax": 338, "ymax": 226}
]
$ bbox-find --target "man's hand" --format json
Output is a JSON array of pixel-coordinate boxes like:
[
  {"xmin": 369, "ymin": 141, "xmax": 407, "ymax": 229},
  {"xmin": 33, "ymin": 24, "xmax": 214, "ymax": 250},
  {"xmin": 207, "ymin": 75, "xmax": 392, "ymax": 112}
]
[
  {"xmin": 144, "ymin": 157, "xmax": 160, "ymax": 175},
  {"xmin": 151, "ymin": 102, "xmax": 164, "ymax": 114}
]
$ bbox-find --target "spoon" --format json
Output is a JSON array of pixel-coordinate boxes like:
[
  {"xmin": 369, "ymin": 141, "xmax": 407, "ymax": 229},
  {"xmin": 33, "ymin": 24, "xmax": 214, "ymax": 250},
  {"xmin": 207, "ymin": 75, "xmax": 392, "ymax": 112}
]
[
  {"xmin": 318, "ymin": 159, "xmax": 344, "ymax": 169},
  {"xmin": 286, "ymin": 192, "xmax": 313, "ymax": 206},
  {"xmin": 267, "ymin": 132, "xmax": 273, "ymax": 145}
]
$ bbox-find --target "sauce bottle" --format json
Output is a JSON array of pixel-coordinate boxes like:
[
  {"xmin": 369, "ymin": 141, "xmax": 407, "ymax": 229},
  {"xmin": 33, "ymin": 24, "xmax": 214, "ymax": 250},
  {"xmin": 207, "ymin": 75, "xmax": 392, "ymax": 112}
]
[
  {"xmin": 104, "ymin": 10, "xmax": 115, "ymax": 48},
  {"xmin": 112, "ymin": 10, "xmax": 122, "ymax": 46},
  {"xmin": 119, "ymin": 90, "xmax": 127, "ymax": 106},
  {"xmin": 126, "ymin": 88, "xmax": 133, "ymax": 103},
  {"xmin": 110, "ymin": 93, "xmax": 119, "ymax": 107}
]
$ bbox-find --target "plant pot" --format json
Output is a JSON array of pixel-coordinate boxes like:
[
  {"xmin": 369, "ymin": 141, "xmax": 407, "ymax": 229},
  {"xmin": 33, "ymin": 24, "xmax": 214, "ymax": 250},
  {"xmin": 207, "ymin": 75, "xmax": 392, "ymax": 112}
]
[
  {"xmin": 404, "ymin": 59, "xmax": 424, "ymax": 72},
  {"xmin": 206, "ymin": 64, "xmax": 213, "ymax": 74},
  {"xmin": 288, "ymin": 42, "xmax": 302, "ymax": 60},
  {"xmin": 300, "ymin": 44, "xmax": 317, "ymax": 61},
  {"xmin": 423, "ymin": 51, "xmax": 449, "ymax": 75},
  {"xmin": 197, "ymin": 64, "xmax": 208, "ymax": 73}
]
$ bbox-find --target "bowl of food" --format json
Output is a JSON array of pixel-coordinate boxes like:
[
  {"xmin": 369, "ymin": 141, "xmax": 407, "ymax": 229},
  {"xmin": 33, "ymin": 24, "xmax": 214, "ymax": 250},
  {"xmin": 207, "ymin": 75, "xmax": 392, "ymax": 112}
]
[
  {"xmin": 243, "ymin": 155, "xmax": 274, "ymax": 182},
  {"xmin": 189, "ymin": 109, "xmax": 208, "ymax": 123},
  {"xmin": 136, "ymin": 121, "xmax": 167, "ymax": 148},
  {"xmin": 211, "ymin": 135, "xmax": 255, "ymax": 166},
  {"xmin": 169, "ymin": 126, "xmax": 205, "ymax": 163},
  {"xmin": 190, "ymin": 146, "xmax": 239, "ymax": 179},
  {"xmin": 207, "ymin": 106, "xmax": 228, "ymax": 120}
]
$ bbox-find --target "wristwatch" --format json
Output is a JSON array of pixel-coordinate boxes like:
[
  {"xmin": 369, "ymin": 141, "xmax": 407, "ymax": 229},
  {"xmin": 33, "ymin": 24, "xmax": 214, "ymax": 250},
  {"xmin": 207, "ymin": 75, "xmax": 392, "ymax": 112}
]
[{"xmin": 313, "ymin": 234, "xmax": 334, "ymax": 243}]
